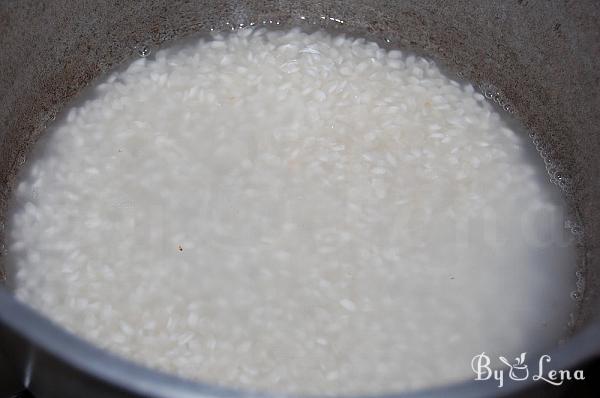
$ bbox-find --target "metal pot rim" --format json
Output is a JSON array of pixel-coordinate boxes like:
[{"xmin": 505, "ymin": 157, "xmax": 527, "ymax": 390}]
[{"xmin": 1, "ymin": 288, "xmax": 599, "ymax": 398}]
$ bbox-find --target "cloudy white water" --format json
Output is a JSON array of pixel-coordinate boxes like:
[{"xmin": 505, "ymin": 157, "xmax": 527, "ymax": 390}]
[{"xmin": 6, "ymin": 28, "xmax": 577, "ymax": 394}]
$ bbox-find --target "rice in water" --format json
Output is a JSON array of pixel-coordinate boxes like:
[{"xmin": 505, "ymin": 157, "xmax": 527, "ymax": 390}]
[{"xmin": 6, "ymin": 28, "xmax": 577, "ymax": 394}]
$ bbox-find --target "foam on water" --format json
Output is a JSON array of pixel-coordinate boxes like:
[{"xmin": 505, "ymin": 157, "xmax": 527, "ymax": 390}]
[{"xmin": 5, "ymin": 27, "xmax": 578, "ymax": 395}]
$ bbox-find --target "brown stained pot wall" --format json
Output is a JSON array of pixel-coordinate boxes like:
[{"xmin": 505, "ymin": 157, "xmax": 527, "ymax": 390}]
[{"xmin": 0, "ymin": 0, "xmax": 599, "ymax": 337}]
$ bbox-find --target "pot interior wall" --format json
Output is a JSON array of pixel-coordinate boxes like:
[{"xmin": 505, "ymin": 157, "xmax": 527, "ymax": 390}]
[{"xmin": 1, "ymin": 0, "xmax": 599, "ymax": 332}]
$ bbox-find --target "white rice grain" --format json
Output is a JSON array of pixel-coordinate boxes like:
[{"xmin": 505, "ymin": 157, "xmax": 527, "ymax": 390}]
[{"xmin": 7, "ymin": 28, "xmax": 576, "ymax": 396}]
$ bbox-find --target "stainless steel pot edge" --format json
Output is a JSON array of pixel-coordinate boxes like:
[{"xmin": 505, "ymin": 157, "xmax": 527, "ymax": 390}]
[{"xmin": 1, "ymin": 288, "xmax": 600, "ymax": 398}]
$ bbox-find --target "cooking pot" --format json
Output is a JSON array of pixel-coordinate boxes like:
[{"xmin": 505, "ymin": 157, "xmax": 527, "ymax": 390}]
[{"xmin": 1, "ymin": 1, "xmax": 599, "ymax": 397}]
